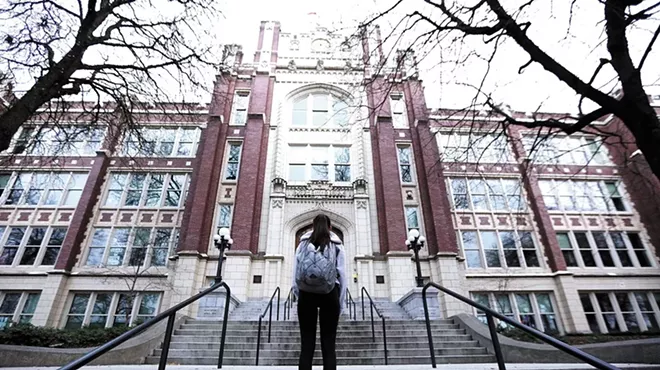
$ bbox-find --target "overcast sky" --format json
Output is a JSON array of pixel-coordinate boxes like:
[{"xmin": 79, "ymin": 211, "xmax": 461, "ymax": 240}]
[{"xmin": 215, "ymin": 0, "xmax": 660, "ymax": 113}]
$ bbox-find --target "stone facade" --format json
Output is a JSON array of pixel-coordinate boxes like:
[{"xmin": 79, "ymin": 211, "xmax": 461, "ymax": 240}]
[{"xmin": 1, "ymin": 20, "xmax": 660, "ymax": 338}]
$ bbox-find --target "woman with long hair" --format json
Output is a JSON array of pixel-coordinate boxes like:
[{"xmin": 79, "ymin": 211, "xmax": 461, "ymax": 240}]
[{"xmin": 292, "ymin": 214, "xmax": 347, "ymax": 370}]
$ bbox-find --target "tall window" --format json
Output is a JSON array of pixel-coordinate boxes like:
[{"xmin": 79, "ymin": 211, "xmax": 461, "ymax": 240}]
[
  {"xmin": 397, "ymin": 145, "xmax": 413, "ymax": 183},
  {"xmin": 287, "ymin": 145, "xmax": 352, "ymax": 183},
  {"xmin": 580, "ymin": 292, "xmax": 660, "ymax": 333},
  {"xmin": 85, "ymin": 227, "xmax": 178, "ymax": 267},
  {"xmin": 0, "ymin": 226, "xmax": 67, "ymax": 266},
  {"xmin": 459, "ymin": 230, "xmax": 540, "ymax": 269},
  {"xmin": 1, "ymin": 172, "xmax": 87, "ymax": 207},
  {"xmin": 10, "ymin": 126, "xmax": 105, "ymax": 156},
  {"xmin": 0, "ymin": 292, "xmax": 40, "ymax": 328},
  {"xmin": 405, "ymin": 207, "xmax": 420, "ymax": 233},
  {"xmin": 231, "ymin": 91, "xmax": 250, "ymax": 125},
  {"xmin": 216, "ymin": 204, "xmax": 233, "ymax": 235},
  {"xmin": 437, "ymin": 133, "xmax": 513, "ymax": 163},
  {"xmin": 121, "ymin": 127, "xmax": 200, "ymax": 157},
  {"xmin": 523, "ymin": 136, "xmax": 611, "ymax": 165},
  {"xmin": 554, "ymin": 231, "xmax": 652, "ymax": 268},
  {"xmin": 390, "ymin": 94, "xmax": 407, "ymax": 128},
  {"xmin": 291, "ymin": 93, "xmax": 350, "ymax": 127},
  {"xmin": 224, "ymin": 143, "xmax": 242, "ymax": 181},
  {"xmin": 449, "ymin": 178, "xmax": 525, "ymax": 211},
  {"xmin": 103, "ymin": 172, "xmax": 190, "ymax": 208},
  {"xmin": 470, "ymin": 292, "xmax": 559, "ymax": 333},
  {"xmin": 65, "ymin": 292, "xmax": 160, "ymax": 329},
  {"xmin": 539, "ymin": 179, "xmax": 628, "ymax": 212}
]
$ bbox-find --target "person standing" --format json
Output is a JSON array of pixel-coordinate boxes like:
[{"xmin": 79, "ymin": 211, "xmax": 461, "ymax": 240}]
[{"xmin": 292, "ymin": 214, "xmax": 347, "ymax": 370}]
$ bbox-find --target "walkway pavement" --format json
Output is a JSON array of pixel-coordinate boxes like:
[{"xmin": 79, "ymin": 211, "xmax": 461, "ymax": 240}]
[{"xmin": 3, "ymin": 365, "xmax": 660, "ymax": 370}]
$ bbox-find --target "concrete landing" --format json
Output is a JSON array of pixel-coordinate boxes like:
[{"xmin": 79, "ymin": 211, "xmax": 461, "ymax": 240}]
[{"xmin": 2, "ymin": 365, "xmax": 660, "ymax": 370}]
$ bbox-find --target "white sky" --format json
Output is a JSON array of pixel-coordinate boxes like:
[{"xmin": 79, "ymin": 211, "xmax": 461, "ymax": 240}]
[{"xmin": 215, "ymin": 0, "xmax": 660, "ymax": 113}]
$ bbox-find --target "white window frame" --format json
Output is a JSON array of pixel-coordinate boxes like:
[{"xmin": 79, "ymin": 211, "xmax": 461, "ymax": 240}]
[
  {"xmin": 555, "ymin": 231, "xmax": 654, "ymax": 269},
  {"xmin": 286, "ymin": 145, "xmax": 352, "ymax": 184},
  {"xmin": 580, "ymin": 292, "xmax": 660, "ymax": 334},
  {"xmin": 120, "ymin": 126, "xmax": 200, "ymax": 158},
  {"xmin": 0, "ymin": 226, "xmax": 67, "ymax": 267},
  {"xmin": 223, "ymin": 142, "xmax": 243, "ymax": 182},
  {"xmin": 448, "ymin": 177, "xmax": 526, "ymax": 212},
  {"xmin": 458, "ymin": 229, "xmax": 542, "ymax": 269},
  {"xmin": 390, "ymin": 93, "xmax": 408, "ymax": 128},
  {"xmin": 539, "ymin": 179, "xmax": 629, "ymax": 213},
  {"xmin": 7, "ymin": 125, "xmax": 105, "ymax": 157},
  {"xmin": 0, "ymin": 171, "xmax": 88, "ymax": 207},
  {"xmin": 102, "ymin": 172, "xmax": 190, "ymax": 208},
  {"xmin": 84, "ymin": 227, "xmax": 179, "ymax": 268},
  {"xmin": 470, "ymin": 292, "xmax": 562, "ymax": 334},
  {"xmin": 404, "ymin": 206, "xmax": 421, "ymax": 234},
  {"xmin": 230, "ymin": 91, "xmax": 250, "ymax": 125},
  {"xmin": 522, "ymin": 135, "xmax": 612, "ymax": 166},
  {"xmin": 290, "ymin": 92, "xmax": 350, "ymax": 128},
  {"xmin": 63, "ymin": 292, "xmax": 161, "ymax": 329},
  {"xmin": 0, "ymin": 291, "xmax": 41, "ymax": 328},
  {"xmin": 397, "ymin": 144, "xmax": 415, "ymax": 184},
  {"xmin": 436, "ymin": 132, "xmax": 513, "ymax": 163}
]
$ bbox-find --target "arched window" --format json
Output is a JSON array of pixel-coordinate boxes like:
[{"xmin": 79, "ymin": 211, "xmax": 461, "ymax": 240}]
[{"xmin": 291, "ymin": 93, "xmax": 349, "ymax": 127}]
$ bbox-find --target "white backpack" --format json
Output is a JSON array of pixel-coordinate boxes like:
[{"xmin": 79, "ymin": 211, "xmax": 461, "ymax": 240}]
[{"xmin": 295, "ymin": 242, "xmax": 338, "ymax": 294}]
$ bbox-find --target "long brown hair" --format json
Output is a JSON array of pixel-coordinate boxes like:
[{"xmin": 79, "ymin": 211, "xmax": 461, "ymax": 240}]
[{"xmin": 309, "ymin": 214, "xmax": 331, "ymax": 252}]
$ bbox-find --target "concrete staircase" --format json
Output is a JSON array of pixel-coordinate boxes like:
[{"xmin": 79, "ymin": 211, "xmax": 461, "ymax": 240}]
[{"xmin": 146, "ymin": 309, "xmax": 495, "ymax": 365}]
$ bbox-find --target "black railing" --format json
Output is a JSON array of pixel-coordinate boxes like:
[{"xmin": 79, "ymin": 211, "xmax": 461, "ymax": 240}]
[
  {"xmin": 360, "ymin": 287, "xmax": 388, "ymax": 365},
  {"xmin": 59, "ymin": 281, "xmax": 232, "ymax": 370},
  {"xmin": 255, "ymin": 286, "xmax": 281, "ymax": 365},
  {"xmin": 421, "ymin": 282, "xmax": 618, "ymax": 370},
  {"xmin": 283, "ymin": 287, "xmax": 295, "ymax": 321},
  {"xmin": 346, "ymin": 289, "xmax": 357, "ymax": 320}
]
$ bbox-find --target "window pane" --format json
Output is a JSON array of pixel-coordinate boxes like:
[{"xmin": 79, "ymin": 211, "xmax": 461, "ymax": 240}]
[
  {"xmin": 334, "ymin": 165, "xmax": 351, "ymax": 182},
  {"xmin": 515, "ymin": 294, "xmax": 533, "ymax": 314},
  {"xmin": 0, "ymin": 293, "xmax": 20, "ymax": 314},
  {"xmin": 68, "ymin": 294, "xmax": 90, "ymax": 314},
  {"xmin": 406, "ymin": 207, "xmax": 419, "ymax": 229},
  {"xmin": 593, "ymin": 232, "xmax": 614, "ymax": 267},
  {"xmin": 311, "ymin": 165, "xmax": 329, "ymax": 180},
  {"xmin": 611, "ymin": 232, "xmax": 633, "ymax": 267},
  {"xmin": 575, "ymin": 232, "xmax": 596, "ymax": 267},
  {"xmin": 462, "ymin": 232, "xmax": 481, "ymax": 268},
  {"xmin": 335, "ymin": 147, "xmax": 350, "ymax": 163},
  {"xmin": 289, "ymin": 165, "xmax": 306, "ymax": 181},
  {"xmin": 500, "ymin": 231, "xmax": 520, "ymax": 267},
  {"xmin": 480, "ymin": 232, "xmax": 501, "ymax": 268},
  {"xmin": 580, "ymin": 293, "xmax": 595, "ymax": 312},
  {"xmin": 596, "ymin": 293, "xmax": 614, "ymax": 311},
  {"xmin": 113, "ymin": 294, "xmax": 134, "ymax": 327}
]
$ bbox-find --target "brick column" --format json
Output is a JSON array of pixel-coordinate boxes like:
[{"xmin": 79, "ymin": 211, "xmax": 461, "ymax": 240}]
[
  {"xmin": 411, "ymin": 120, "xmax": 458, "ymax": 255},
  {"xmin": 508, "ymin": 127, "xmax": 567, "ymax": 271},
  {"xmin": 231, "ymin": 74, "xmax": 273, "ymax": 253},
  {"xmin": 178, "ymin": 78, "xmax": 233, "ymax": 253},
  {"xmin": 55, "ymin": 151, "xmax": 110, "ymax": 271},
  {"xmin": 367, "ymin": 79, "xmax": 407, "ymax": 253}
]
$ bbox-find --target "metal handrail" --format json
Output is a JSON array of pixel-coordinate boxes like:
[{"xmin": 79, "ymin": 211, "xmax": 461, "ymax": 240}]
[
  {"xmin": 360, "ymin": 287, "xmax": 388, "ymax": 365},
  {"xmin": 283, "ymin": 287, "xmax": 295, "ymax": 321},
  {"xmin": 255, "ymin": 286, "xmax": 281, "ymax": 365},
  {"xmin": 421, "ymin": 282, "xmax": 618, "ymax": 370},
  {"xmin": 59, "ymin": 281, "xmax": 232, "ymax": 370},
  {"xmin": 346, "ymin": 289, "xmax": 357, "ymax": 320}
]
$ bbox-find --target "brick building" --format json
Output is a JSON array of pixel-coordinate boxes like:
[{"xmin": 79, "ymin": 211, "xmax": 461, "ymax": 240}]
[{"xmin": 1, "ymin": 20, "xmax": 660, "ymax": 337}]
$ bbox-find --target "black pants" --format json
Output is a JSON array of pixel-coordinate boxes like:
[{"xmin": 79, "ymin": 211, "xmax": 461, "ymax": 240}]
[{"xmin": 297, "ymin": 285, "xmax": 340, "ymax": 370}]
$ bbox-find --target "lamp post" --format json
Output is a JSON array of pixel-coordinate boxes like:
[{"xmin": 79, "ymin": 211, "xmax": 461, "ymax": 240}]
[
  {"xmin": 405, "ymin": 229, "xmax": 426, "ymax": 287},
  {"xmin": 213, "ymin": 227, "xmax": 233, "ymax": 283}
]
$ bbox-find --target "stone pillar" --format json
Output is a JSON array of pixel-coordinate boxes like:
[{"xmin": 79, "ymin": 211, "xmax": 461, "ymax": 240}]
[
  {"xmin": 434, "ymin": 254, "xmax": 470, "ymax": 318},
  {"xmin": 169, "ymin": 254, "xmax": 207, "ymax": 317},
  {"xmin": 35, "ymin": 274, "xmax": 69, "ymax": 327},
  {"xmin": 222, "ymin": 251, "xmax": 252, "ymax": 302},
  {"xmin": 385, "ymin": 251, "xmax": 415, "ymax": 301},
  {"xmin": 553, "ymin": 273, "xmax": 590, "ymax": 334}
]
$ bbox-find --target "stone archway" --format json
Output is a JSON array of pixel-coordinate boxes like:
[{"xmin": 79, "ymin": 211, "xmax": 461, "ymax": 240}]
[{"xmin": 294, "ymin": 224, "xmax": 345, "ymax": 248}]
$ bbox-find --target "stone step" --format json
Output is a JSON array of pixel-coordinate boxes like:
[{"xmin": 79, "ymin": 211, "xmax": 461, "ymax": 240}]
[
  {"xmin": 173, "ymin": 328, "xmax": 466, "ymax": 336},
  {"xmin": 167, "ymin": 340, "xmax": 480, "ymax": 350},
  {"xmin": 169, "ymin": 334, "xmax": 474, "ymax": 344},
  {"xmin": 153, "ymin": 347, "xmax": 488, "ymax": 358},
  {"xmin": 146, "ymin": 354, "xmax": 495, "ymax": 365}
]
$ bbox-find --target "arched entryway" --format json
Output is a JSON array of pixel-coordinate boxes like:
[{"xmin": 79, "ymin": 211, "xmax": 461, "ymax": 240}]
[{"xmin": 295, "ymin": 224, "xmax": 344, "ymax": 248}]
